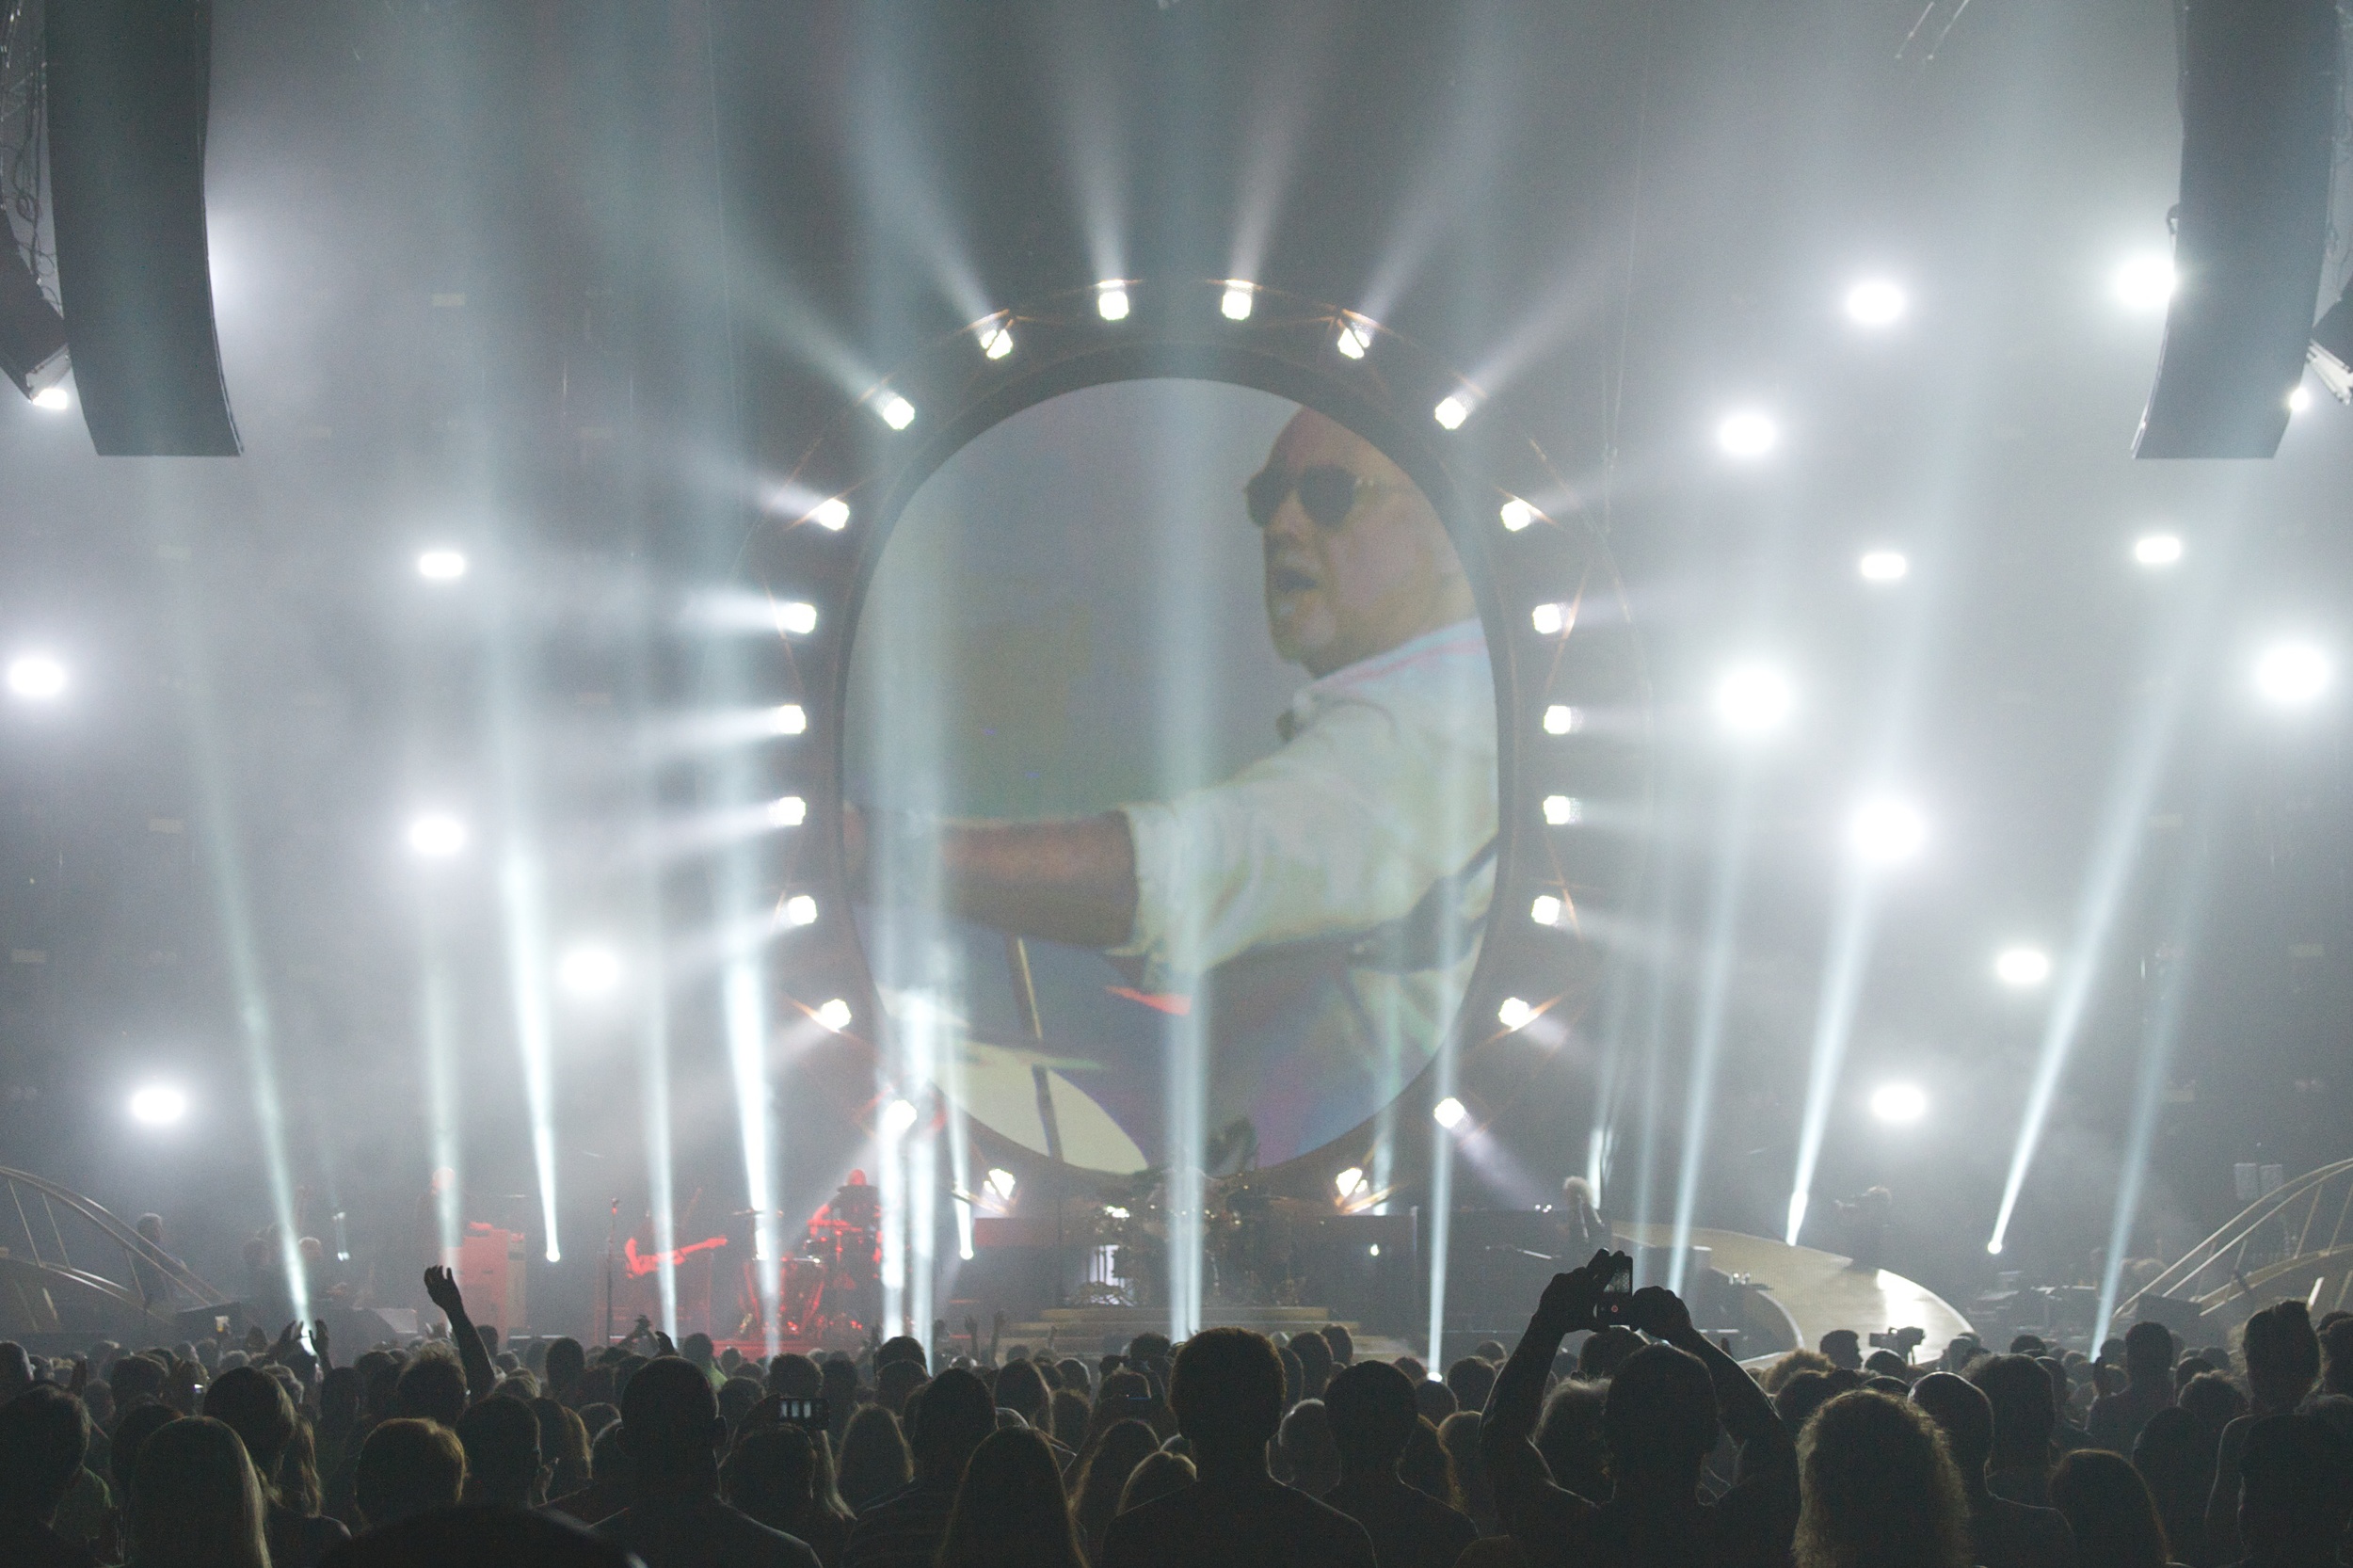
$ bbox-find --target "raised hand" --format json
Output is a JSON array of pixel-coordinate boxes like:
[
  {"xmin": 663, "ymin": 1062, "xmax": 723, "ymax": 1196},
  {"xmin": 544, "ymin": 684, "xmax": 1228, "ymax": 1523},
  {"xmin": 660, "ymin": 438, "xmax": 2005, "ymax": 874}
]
[
  {"xmin": 423, "ymin": 1265, "xmax": 466, "ymax": 1320},
  {"xmin": 1629, "ymin": 1285, "xmax": 1694, "ymax": 1344},
  {"xmin": 309, "ymin": 1320, "xmax": 331, "ymax": 1367},
  {"xmin": 68, "ymin": 1357, "xmax": 88, "ymax": 1397},
  {"xmin": 1534, "ymin": 1249, "xmax": 1619, "ymax": 1336}
]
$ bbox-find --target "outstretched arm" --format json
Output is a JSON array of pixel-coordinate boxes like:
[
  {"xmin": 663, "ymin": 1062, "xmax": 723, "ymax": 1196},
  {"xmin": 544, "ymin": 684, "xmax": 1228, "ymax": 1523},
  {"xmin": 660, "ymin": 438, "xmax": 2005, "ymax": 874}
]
[
  {"xmin": 424, "ymin": 1266, "xmax": 496, "ymax": 1405},
  {"xmin": 1483, "ymin": 1252, "xmax": 1614, "ymax": 1539}
]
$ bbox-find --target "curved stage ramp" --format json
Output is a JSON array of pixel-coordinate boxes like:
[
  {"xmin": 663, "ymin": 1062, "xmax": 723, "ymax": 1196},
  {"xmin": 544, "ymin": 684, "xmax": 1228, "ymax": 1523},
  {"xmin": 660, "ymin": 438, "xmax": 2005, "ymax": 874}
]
[
  {"xmin": 0, "ymin": 1167, "xmax": 229, "ymax": 1346},
  {"xmin": 2122, "ymin": 1158, "xmax": 2353, "ymax": 1341},
  {"xmin": 1615, "ymin": 1224, "xmax": 1974, "ymax": 1364}
]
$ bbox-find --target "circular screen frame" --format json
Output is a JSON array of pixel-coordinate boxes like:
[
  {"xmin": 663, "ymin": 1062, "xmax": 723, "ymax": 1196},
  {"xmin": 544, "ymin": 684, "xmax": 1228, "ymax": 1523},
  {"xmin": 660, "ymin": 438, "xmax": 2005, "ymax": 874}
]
[{"xmin": 732, "ymin": 280, "xmax": 1651, "ymax": 1207}]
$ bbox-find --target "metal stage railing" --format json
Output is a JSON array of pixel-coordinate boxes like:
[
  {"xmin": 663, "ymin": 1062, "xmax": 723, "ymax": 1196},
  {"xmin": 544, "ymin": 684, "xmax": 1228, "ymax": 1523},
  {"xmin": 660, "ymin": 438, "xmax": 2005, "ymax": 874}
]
[
  {"xmin": 0, "ymin": 1166, "xmax": 228, "ymax": 1338},
  {"xmin": 2120, "ymin": 1158, "xmax": 2353, "ymax": 1334}
]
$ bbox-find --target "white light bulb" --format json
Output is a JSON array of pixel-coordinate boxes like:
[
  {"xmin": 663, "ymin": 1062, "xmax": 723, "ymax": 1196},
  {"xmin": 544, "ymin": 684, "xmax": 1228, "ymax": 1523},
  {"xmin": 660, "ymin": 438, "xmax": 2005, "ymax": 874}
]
[
  {"xmin": 1868, "ymin": 1082, "xmax": 1928, "ymax": 1124},
  {"xmin": 1858, "ymin": 550, "xmax": 1910, "ymax": 583},
  {"xmin": 1715, "ymin": 664, "xmax": 1795, "ymax": 734},
  {"xmin": 979, "ymin": 323, "xmax": 1015, "ymax": 360},
  {"xmin": 768, "ymin": 796, "xmax": 808, "ymax": 827},
  {"xmin": 770, "ymin": 705, "xmax": 808, "ymax": 736},
  {"xmin": 1530, "ymin": 894, "xmax": 1564, "ymax": 926},
  {"xmin": 784, "ymin": 894, "xmax": 818, "ymax": 927},
  {"xmin": 1220, "ymin": 282, "xmax": 1255, "ymax": 321},
  {"xmin": 1716, "ymin": 410, "xmax": 1779, "ymax": 458},
  {"xmin": 30, "ymin": 385, "xmax": 70, "ymax": 411},
  {"xmin": 1844, "ymin": 278, "xmax": 1908, "ymax": 328},
  {"xmin": 1433, "ymin": 395, "xmax": 1469, "ymax": 430},
  {"xmin": 878, "ymin": 394, "xmax": 916, "ymax": 431},
  {"xmin": 815, "ymin": 998, "xmax": 853, "ymax": 1032},
  {"xmin": 2288, "ymin": 384, "xmax": 2313, "ymax": 413},
  {"xmin": 1530, "ymin": 602, "xmax": 1569, "ymax": 635},
  {"xmin": 1542, "ymin": 705, "xmax": 1581, "ymax": 736},
  {"xmin": 1335, "ymin": 1166, "xmax": 1366, "ymax": 1198},
  {"xmin": 1432, "ymin": 1096, "xmax": 1468, "ymax": 1129},
  {"xmin": 881, "ymin": 1097, "xmax": 919, "ymax": 1137},
  {"xmin": 985, "ymin": 1167, "xmax": 1017, "ymax": 1201},
  {"xmin": 1497, "ymin": 997, "xmax": 1534, "ymax": 1031},
  {"xmin": 407, "ymin": 813, "xmax": 468, "ymax": 858},
  {"xmin": 2133, "ymin": 533, "xmax": 2183, "ymax": 567},
  {"xmin": 130, "ymin": 1084, "xmax": 187, "ymax": 1126},
  {"xmin": 1994, "ymin": 947, "xmax": 2052, "ymax": 987},
  {"xmin": 1499, "ymin": 498, "xmax": 1536, "ymax": 532},
  {"xmin": 776, "ymin": 601, "xmax": 818, "ymax": 635},
  {"xmin": 1542, "ymin": 795, "xmax": 1581, "ymax": 826},
  {"xmin": 558, "ymin": 945, "xmax": 622, "ymax": 997},
  {"xmin": 7, "ymin": 655, "xmax": 66, "ymax": 700},
  {"xmin": 416, "ymin": 549, "xmax": 468, "ymax": 582},
  {"xmin": 1336, "ymin": 320, "xmax": 1372, "ymax": 359},
  {"xmin": 2256, "ymin": 642, "xmax": 2330, "ymax": 706},
  {"xmin": 810, "ymin": 497, "xmax": 851, "ymax": 532},
  {"xmin": 1096, "ymin": 283, "xmax": 1129, "ymax": 322},
  {"xmin": 2112, "ymin": 253, "xmax": 2176, "ymax": 312},
  {"xmin": 1849, "ymin": 798, "xmax": 1927, "ymax": 865}
]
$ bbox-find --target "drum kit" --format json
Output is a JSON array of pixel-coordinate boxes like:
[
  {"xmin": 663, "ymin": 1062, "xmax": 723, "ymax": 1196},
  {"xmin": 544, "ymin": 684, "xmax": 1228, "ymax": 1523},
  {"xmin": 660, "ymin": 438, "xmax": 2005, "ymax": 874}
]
[{"xmin": 739, "ymin": 1178, "xmax": 881, "ymax": 1348}]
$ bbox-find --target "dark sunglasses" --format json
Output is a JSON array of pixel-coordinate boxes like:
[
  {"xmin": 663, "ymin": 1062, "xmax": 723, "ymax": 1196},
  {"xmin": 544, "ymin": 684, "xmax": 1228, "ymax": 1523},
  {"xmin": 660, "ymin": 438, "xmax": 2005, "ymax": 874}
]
[{"xmin": 1244, "ymin": 464, "xmax": 1383, "ymax": 530}]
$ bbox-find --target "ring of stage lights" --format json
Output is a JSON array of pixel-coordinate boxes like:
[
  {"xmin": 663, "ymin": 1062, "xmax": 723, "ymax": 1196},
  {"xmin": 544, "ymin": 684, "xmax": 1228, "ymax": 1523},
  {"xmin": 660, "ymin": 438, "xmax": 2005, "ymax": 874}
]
[{"xmin": 733, "ymin": 279, "xmax": 1649, "ymax": 1208}]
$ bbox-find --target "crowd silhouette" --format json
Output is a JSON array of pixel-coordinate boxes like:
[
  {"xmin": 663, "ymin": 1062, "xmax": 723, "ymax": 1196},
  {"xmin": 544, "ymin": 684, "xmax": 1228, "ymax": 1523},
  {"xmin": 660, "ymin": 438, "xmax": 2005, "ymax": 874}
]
[{"xmin": 1, "ymin": 1249, "xmax": 2350, "ymax": 1565}]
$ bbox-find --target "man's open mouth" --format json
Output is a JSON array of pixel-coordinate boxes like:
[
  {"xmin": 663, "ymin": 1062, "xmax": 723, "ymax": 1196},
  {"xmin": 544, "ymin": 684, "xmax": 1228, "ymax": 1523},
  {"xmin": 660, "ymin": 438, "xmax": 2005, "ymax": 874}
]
[{"xmin": 1269, "ymin": 565, "xmax": 1318, "ymax": 595}]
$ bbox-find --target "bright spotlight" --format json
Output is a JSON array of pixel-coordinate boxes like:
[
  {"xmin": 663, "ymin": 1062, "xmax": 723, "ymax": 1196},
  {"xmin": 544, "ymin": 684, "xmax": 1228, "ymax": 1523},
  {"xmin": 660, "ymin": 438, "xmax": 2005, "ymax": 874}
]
[
  {"xmin": 1220, "ymin": 281, "xmax": 1255, "ymax": 321},
  {"xmin": 814, "ymin": 997, "xmax": 853, "ymax": 1032},
  {"xmin": 407, "ymin": 813, "xmax": 468, "ymax": 859},
  {"xmin": 2133, "ymin": 533, "xmax": 2183, "ymax": 568},
  {"xmin": 1497, "ymin": 997, "xmax": 1535, "ymax": 1031},
  {"xmin": 2256, "ymin": 641, "xmax": 2330, "ymax": 706},
  {"xmin": 2111, "ymin": 253, "xmax": 2176, "ymax": 312},
  {"xmin": 416, "ymin": 549, "xmax": 468, "ymax": 582},
  {"xmin": 978, "ymin": 322, "xmax": 1015, "ymax": 360},
  {"xmin": 767, "ymin": 796, "xmax": 808, "ymax": 827},
  {"xmin": 1530, "ymin": 602, "xmax": 1569, "ymax": 635},
  {"xmin": 1541, "ymin": 795, "xmax": 1582, "ymax": 826},
  {"xmin": 1096, "ymin": 282, "xmax": 1129, "ymax": 322},
  {"xmin": 1498, "ymin": 498, "xmax": 1536, "ymax": 532},
  {"xmin": 1433, "ymin": 394, "xmax": 1472, "ymax": 430},
  {"xmin": 557, "ymin": 944, "xmax": 621, "ymax": 998},
  {"xmin": 1714, "ymin": 664, "xmax": 1795, "ymax": 734},
  {"xmin": 1715, "ymin": 409, "xmax": 1779, "ymax": 458},
  {"xmin": 1844, "ymin": 278, "xmax": 1908, "ymax": 328},
  {"xmin": 1994, "ymin": 946, "xmax": 2052, "ymax": 987},
  {"xmin": 1857, "ymin": 550, "xmax": 1909, "ymax": 583},
  {"xmin": 2288, "ymin": 384, "xmax": 2313, "ymax": 414},
  {"xmin": 1868, "ymin": 1082, "xmax": 1928, "ymax": 1125},
  {"xmin": 1530, "ymin": 894, "xmax": 1564, "ymax": 926},
  {"xmin": 877, "ymin": 394, "xmax": 916, "ymax": 431},
  {"xmin": 1334, "ymin": 1166, "xmax": 1366, "ymax": 1198},
  {"xmin": 770, "ymin": 704, "xmax": 808, "ymax": 736},
  {"xmin": 129, "ymin": 1084, "xmax": 187, "ymax": 1127},
  {"xmin": 30, "ymin": 385, "xmax": 69, "ymax": 411},
  {"xmin": 1849, "ymin": 797, "xmax": 1927, "ymax": 865},
  {"xmin": 783, "ymin": 894, "xmax": 818, "ymax": 926},
  {"xmin": 7, "ymin": 654, "xmax": 66, "ymax": 700},
  {"xmin": 984, "ymin": 1167, "xmax": 1017, "ymax": 1201},
  {"xmin": 1336, "ymin": 320, "xmax": 1372, "ymax": 359},
  {"xmin": 881, "ymin": 1097, "xmax": 919, "ymax": 1138},
  {"xmin": 810, "ymin": 497, "xmax": 851, "ymax": 531},
  {"xmin": 1985, "ymin": 1240, "xmax": 2004, "ymax": 1256},
  {"xmin": 1542, "ymin": 704, "xmax": 1581, "ymax": 735},
  {"xmin": 1432, "ymin": 1096, "xmax": 1468, "ymax": 1130},
  {"xmin": 776, "ymin": 601, "xmax": 818, "ymax": 636}
]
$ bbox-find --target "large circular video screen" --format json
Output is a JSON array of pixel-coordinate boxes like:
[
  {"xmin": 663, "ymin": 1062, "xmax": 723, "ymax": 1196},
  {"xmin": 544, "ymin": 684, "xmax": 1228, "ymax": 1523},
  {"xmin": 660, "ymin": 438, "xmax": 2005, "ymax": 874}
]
[{"xmin": 845, "ymin": 379, "xmax": 1497, "ymax": 1172}]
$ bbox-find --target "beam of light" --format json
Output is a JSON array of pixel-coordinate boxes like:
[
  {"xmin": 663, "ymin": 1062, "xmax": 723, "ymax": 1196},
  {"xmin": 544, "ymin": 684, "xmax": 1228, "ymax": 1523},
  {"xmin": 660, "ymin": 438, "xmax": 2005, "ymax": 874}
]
[
  {"xmin": 1461, "ymin": 253, "xmax": 1616, "ymax": 402},
  {"xmin": 759, "ymin": 482, "xmax": 852, "ymax": 533},
  {"xmin": 164, "ymin": 556, "xmax": 309, "ymax": 1322},
  {"xmin": 417, "ymin": 907, "xmax": 464, "ymax": 1270},
  {"xmin": 681, "ymin": 588, "xmax": 822, "ymax": 639},
  {"xmin": 1425, "ymin": 1095, "xmax": 1458, "ymax": 1366},
  {"xmin": 1353, "ymin": 9, "xmax": 1512, "ymax": 326},
  {"xmin": 1786, "ymin": 866, "xmax": 1884, "ymax": 1245},
  {"xmin": 2092, "ymin": 788, "xmax": 2218, "ymax": 1346},
  {"xmin": 724, "ymin": 956, "xmax": 780, "ymax": 1350},
  {"xmin": 30, "ymin": 384, "xmax": 69, "ymax": 410},
  {"xmin": 2255, "ymin": 640, "xmax": 2330, "ymax": 706},
  {"xmin": 1223, "ymin": 6, "xmax": 1328, "ymax": 288},
  {"xmin": 630, "ymin": 796, "xmax": 807, "ymax": 868},
  {"xmin": 1986, "ymin": 528, "xmax": 2231, "ymax": 1257},
  {"xmin": 643, "ymin": 704, "xmax": 806, "ymax": 759},
  {"xmin": 1668, "ymin": 775, "xmax": 1757, "ymax": 1292}
]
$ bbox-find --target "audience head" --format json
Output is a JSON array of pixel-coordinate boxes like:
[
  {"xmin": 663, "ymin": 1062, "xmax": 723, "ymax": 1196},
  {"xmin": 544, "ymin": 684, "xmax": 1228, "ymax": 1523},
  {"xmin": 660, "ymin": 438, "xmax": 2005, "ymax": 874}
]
[
  {"xmin": 1414, "ymin": 1378, "xmax": 1459, "ymax": 1425},
  {"xmin": 1399, "ymin": 1416, "xmax": 1459, "ymax": 1508},
  {"xmin": 1910, "ymin": 1371, "xmax": 1993, "ymax": 1483},
  {"xmin": 1290, "ymin": 1330, "xmax": 1333, "ymax": 1400},
  {"xmin": 128, "ymin": 1416, "xmax": 271, "ymax": 1568},
  {"xmin": 541, "ymin": 1336, "xmax": 584, "ymax": 1399},
  {"xmin": 1324, "ymin": 1361, "xmax": 1417, "ymax": 1479},
  {"xmin": 110, "ymin": 1352, "xmax": 166, "ymax": 1409},
  {"xmin": 1321, "ymin": 1325, "xmax": 1354, "ymax": 1367},
  {"xmin": 2320, "ymin": 1315, "xmax": 2353, "ymax": 1398},
  {"xmin": 876, "ymin": 1335, "xmax": 927, "ymax": 1374},
  {"xmin": 1795, "ymin": 1390, "xmax": 1970, "ymax": 1568},
  {"xmin": 1818, "ymin": 1329, "xmax": 1864, "ymax": 1372},
  {"xmin": 1577, "ymin": 1324, "xmax": 1641, "ymax": 1381},
  {"xmin": 0, "ymin": 1384, "xmax": 88, "ymax": 1523},
  {"xmin": 2122, "ymin": 1320, "xmax": 2174, "ymax": 1382},
  {"xmin": 717, "ymin": 1374, "xmax": 763, "ymax": 1434},
  {"xmin": 1072, "ymin": 1418, "xmax": 1160, "ymax": 1551},
  {"xmin": 2050, "ymin": 1448, "xmax": 2170, "ymax": 1568},
  {"xmin": 1126, "ymin": 1332, "xmax": 1172, "ymax": 1364},
  {"xmin": 910, "ymin": 1365, "xmax": 994, "ymax": 1479},
  {"xmin": 2179, "ymin": 1368, "xmax": 2247, "ymax": 1433},
  {"xmin": 201, "ymin": 1366, "xmax": 297, "ymax": 1493},
  {"xmin": 1117, "ymin": 1449, "xmax": 1196, "ymax": 1513},
  {"xmin": 766, "ymin": 1352, "xmax": 823, "ymax": 1400},
  {"xmin": 0, "ymin": 1341, "xmax": 31, "ymax": 1400},
  {"xmin": 1536, "ymin": 1379, "xmax": 1609, "ymax": 1499},
  {"xmin": 2236, "ymin": 1413, "xmax": 2353, "ymax": 1560},
  {"xmin": 1050, "ymin": 1386, "xmax": 1089, "ymax": 1450},
  {"xmin": 2243, "ymin": 1300, "xmax": 2323, "ymax": 1413},
  {"xmin": 723, "ymin": 1424, "xmax": 818, "ymax": 1532},
  {"xmin": 995, "ymin": 1357, "xmax": 1048, "ymax": 1425},
  {"xmin": 1171, "ymin": 1328, "xmax": 1287, "ymax": 1464},
  {"xmin": 111, "ymin": 1402, "xmax": 182, "ymax": 1499},
  {"xmin": 1603, "ymin": 1343, "xmax": 1719, "ymax": 1488},
  {"xmin": 1968, "ymin": 1353, "xmax": 2057, "ymax": 1466},
  {"xmin": 456, "ymin": 1393, "xmax": 544, "ymax": 1507},
  {"xmin": 1276, "ymin": 1399, "xmax": 1340, "ymax": 1496},
  {"xmin": 356, "ymin": 1417, "xmax": 467, "ymax": 1527},
  {"xmin": 393, "ymin": 1351, "xmax": 469, "ymax": 1428},
  {"xmin": 937, "ymin": 1427, "xmax": 1084, "ymax": 1568}
]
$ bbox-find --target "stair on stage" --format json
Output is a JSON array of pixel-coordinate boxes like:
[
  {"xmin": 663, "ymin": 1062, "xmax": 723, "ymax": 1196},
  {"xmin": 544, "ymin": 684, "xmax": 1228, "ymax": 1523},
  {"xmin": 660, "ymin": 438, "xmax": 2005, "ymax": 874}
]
[{"xmin": 995, "ymin": 1304, "xmax": 1411, "ymax": 1361}]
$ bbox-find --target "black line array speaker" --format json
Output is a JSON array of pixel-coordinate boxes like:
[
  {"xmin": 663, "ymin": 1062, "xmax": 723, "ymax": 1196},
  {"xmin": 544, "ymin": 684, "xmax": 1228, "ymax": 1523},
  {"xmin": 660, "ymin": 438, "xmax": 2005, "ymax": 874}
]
[
  {"xmin": 43, "ymin": 0, "xmax": 239, "ymax": 456},
  {"xmin": 2133, "ymin": 0, "xmax": 2337, "ymax": 459}
]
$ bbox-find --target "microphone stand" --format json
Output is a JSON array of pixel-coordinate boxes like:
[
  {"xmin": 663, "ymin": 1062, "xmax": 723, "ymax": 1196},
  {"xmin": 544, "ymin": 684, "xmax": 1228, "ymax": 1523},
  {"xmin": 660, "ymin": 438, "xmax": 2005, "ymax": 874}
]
[{"xmin": 603, "ymin": 1198, "xmax": 619, "ymax": 1347}]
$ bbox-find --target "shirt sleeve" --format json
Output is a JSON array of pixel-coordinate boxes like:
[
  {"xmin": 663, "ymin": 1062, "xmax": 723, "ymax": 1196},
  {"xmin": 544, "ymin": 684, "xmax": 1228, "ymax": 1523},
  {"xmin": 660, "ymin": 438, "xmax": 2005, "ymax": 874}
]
[{"xmin": 1116, "ymin": 693, "xmax": 1494, "ymax": 977}]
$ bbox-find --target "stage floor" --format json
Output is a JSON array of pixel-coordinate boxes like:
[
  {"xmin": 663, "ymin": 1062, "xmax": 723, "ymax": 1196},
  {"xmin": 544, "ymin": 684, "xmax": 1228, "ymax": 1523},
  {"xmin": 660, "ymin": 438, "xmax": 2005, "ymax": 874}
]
[{"xmin": 1616, "ymin": 1224, "xmax": 1974, "ymax": 1365}]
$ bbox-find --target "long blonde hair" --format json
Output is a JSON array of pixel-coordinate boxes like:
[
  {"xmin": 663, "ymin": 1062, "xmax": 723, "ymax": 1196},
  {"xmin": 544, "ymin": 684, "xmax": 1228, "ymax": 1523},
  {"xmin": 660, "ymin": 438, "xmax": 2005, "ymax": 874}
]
[{"xmin": 128, "ymin": 1415, "xmax": 272, "ymax": 1568}]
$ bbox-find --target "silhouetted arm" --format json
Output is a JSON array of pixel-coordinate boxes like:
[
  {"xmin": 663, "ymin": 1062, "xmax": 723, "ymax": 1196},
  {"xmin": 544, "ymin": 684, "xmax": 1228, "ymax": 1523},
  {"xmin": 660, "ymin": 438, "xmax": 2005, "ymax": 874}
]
[
  {"xmin": 1484, "ymin": 1253, "xmax": 1614, "ymax": 1542},
  {"xmin": 424, "ymin": 1266, "xmax": 496, "ymax": 1405}
]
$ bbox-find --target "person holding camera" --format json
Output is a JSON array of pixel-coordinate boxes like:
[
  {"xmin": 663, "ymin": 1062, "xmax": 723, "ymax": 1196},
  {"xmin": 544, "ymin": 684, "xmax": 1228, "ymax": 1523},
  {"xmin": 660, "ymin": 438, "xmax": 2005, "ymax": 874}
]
[{"xmin": 1481, "ymin": 1250, "xmax": 1799, "ymax": 1568}]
